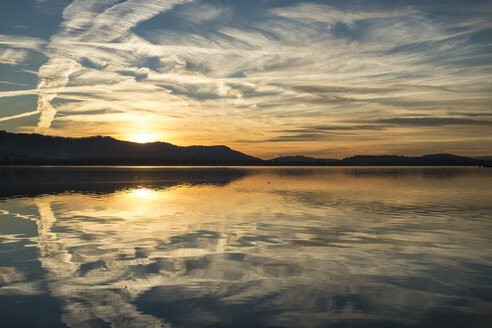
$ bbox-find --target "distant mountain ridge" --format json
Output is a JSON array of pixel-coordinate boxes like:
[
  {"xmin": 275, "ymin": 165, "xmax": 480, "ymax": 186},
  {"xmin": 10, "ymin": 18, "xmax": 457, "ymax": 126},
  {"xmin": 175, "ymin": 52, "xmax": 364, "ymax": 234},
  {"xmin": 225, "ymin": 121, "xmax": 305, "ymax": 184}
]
[
  {"xmin": 0, "ymin": 130, "xmax": 490, "ymax": 166},
  {"xmin": 339, "ymin": 154, "xmax": 484, "ymax": 166},
  {"xmin": 268, "ymin": 154, "xmax": 488, "ymax": 166}
]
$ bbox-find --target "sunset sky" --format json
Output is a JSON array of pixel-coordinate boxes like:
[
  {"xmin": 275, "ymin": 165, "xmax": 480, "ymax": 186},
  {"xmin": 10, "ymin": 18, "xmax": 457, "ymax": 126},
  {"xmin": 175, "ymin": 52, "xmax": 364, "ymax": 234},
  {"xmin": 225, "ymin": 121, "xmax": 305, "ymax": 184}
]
[{"xmin": 0, "ymin": 0, "xmax": 491, "ymax": 159}]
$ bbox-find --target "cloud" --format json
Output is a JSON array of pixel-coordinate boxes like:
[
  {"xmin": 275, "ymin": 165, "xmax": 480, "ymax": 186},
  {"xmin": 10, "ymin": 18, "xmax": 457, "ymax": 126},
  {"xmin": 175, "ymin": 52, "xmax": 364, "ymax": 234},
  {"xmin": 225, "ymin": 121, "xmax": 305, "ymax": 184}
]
[
  {"xmin": 236, "ymin": 123, "xmax": 387, "ymax": 144},
  {"xmin": 290, "ymin": 85, "xmax": 398, "ymax": 95},
  {"xmin": 0, "ymin": 48, "xmax": 29, "ymax": 65},
  {"xmin": 256, "ymin": 133, "xmax": 328, "ymax": 143},
  {"xmin": 279, "ymin": 96, "xmax": 360, "ymax": 105},
  {"xmin": 177, "ymin": 2, "xmax": 232, "ymax": 25},
  {"xmin": 271, "ymin": 3, "xmax": 416, "ymax": 25},
  {"xmin": 0, "ymin": 34, "xmax": 46, "ymax": 50},
  {"xmin": 1, "ymin": 1, "xmax": 491, "ymax": 157},
  {"xmin": 279, "ymin": 125, "xmax": 384, "ymax": 133},
  {"xmin": 374, "ymin": 117, "xmax": 492, "ymax": 127},
  {"xmin": 33, "ymin": 0, "xmax": 195, "ymax": 132},
  {"xmin": 36, "ymin": 57, "xmax": 78, "ymax": 129},
  {"xmin": 447, "ymin": 111, "xmax": 492, "ymax": 117}
]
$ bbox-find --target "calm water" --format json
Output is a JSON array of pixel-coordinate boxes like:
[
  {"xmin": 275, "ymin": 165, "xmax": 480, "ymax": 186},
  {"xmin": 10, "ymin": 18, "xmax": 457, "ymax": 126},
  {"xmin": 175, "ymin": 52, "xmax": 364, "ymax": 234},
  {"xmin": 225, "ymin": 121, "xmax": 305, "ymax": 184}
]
[{"xmin": 1, "ymin": 166, "xmax": 491, "ymax": 327}]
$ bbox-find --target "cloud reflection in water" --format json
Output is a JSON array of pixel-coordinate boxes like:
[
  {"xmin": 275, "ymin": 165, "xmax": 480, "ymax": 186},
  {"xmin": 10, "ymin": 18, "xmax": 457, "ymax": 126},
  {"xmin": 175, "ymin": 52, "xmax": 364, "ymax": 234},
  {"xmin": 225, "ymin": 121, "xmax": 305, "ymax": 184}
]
[{"xmin": 0, "ymin": 167, "xmax": 491, "ymax": 327}]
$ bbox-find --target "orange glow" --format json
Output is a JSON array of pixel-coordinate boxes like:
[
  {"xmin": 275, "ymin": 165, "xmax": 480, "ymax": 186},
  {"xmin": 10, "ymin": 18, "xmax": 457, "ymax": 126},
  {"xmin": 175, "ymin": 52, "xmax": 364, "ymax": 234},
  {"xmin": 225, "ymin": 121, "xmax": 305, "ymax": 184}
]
[{"xmin": 128, "ymin": 134, "xmax": 158, "ymax": 144}]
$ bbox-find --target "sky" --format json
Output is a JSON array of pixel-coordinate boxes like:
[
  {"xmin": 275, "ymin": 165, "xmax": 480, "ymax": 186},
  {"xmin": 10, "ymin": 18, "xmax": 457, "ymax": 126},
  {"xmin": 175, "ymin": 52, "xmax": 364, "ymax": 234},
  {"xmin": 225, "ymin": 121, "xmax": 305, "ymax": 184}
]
[{"xmin": 0, "ymin": 0, "xmax": 491, "ymax": 159}]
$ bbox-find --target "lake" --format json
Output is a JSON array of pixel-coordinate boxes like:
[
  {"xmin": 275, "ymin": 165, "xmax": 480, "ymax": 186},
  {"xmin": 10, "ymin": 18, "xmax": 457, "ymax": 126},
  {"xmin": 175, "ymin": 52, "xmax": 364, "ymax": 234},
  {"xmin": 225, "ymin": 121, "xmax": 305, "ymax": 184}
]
[{"xmin": 1, "ymin": 166, "xmax": 491, "ymax": 327}]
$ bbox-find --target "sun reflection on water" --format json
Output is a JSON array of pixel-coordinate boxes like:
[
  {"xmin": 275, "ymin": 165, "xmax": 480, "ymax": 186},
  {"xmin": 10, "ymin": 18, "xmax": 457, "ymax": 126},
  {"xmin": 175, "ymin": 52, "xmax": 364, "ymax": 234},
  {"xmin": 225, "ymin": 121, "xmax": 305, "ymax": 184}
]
[{"xmin": 1, "ymin": 168, "xmax": 492, "ymax": 327}]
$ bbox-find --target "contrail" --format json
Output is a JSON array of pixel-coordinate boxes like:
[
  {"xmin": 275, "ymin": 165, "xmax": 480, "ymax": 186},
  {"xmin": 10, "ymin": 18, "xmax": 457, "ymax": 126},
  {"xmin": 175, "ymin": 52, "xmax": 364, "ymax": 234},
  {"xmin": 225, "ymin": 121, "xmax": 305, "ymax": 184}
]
[
  {"xmin": 0, "ymin": 110, "xmax": 39, "ymax": 122},
  {"xmin": 34, "ymin": 0, "xmax": 194, "ymax": 132},
  {"xmin": 35, "ymin": 56, "xmax": 76, "ymax": 130}
]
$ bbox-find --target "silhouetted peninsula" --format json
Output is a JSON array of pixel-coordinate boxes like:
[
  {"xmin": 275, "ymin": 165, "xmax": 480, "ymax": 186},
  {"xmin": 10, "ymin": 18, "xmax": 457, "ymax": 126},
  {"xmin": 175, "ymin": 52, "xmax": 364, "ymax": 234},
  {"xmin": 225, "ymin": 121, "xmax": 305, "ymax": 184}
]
[
  {"xmin": 0, "ymin": 130, "xmax": 260, "ymax": 165},
  {"xmin": 0, "ymin": 130, "xmax": 489, "ymax": 166}
]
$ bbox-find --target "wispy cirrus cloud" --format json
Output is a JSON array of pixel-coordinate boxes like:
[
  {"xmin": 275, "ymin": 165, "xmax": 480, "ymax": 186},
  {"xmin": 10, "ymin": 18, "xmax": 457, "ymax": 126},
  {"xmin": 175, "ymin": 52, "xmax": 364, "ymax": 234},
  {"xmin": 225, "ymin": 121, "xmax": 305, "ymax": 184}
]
[
  {"xmin": 374, "ymin": 117, "xmax": 492, "ymax": 126},
  {"xmin": 0, "ymin": 48, "xmax": 29, "ymax": 65},
  {"xmin": 0, "ymin": 0, "xmax": 491, "ymax": 157},
  {"xmin": 32, "ymin": 0, "xmax": 195, "ymax": 131},
  {"xmin": 0, "ymin": 33, "xmax": 46, "ymax": 50}
]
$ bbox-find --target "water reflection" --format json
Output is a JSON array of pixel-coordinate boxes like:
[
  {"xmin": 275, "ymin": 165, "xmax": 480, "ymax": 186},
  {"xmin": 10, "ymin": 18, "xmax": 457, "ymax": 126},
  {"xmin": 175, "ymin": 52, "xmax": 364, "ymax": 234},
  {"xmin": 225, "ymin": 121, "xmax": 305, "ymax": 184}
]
[
  {"xmin": 1, "ymin": 167, "xmax": 492, "ymax": 327},
  {"xmin": 0, "ymin": 166, "xmax": 248, "ymax": 199}
]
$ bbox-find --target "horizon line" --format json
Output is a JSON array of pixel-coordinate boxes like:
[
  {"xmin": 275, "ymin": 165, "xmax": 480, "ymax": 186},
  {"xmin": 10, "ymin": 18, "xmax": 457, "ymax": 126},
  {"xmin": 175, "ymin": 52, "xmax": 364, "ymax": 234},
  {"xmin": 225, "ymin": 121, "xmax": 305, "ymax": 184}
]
[{"xmin": 2, "ymin": 129, "xmax": 491, "ymax": 161}]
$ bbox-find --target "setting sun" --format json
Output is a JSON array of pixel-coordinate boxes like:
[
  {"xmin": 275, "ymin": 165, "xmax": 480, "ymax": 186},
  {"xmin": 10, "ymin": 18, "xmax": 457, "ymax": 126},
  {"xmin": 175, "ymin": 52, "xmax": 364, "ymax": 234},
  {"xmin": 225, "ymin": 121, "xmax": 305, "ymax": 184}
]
[{"xmin": 128, "ymin": 134, "xmax": 158, "ymax": 144}]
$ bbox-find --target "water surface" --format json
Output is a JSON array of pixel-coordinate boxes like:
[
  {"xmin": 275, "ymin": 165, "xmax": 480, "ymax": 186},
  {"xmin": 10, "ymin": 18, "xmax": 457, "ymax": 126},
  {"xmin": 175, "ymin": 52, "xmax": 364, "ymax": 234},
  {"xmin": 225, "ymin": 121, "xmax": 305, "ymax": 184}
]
[{"xmin": 1, "ymin": 167, "xmax": 491, "ymax": 327}]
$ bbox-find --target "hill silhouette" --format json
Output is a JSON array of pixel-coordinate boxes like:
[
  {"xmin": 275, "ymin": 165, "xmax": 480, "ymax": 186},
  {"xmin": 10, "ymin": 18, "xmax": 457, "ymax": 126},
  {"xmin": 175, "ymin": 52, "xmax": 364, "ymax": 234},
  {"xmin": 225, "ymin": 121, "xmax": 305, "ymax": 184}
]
[
  {"xmin": 268, "ymin": 154, "xmax": 487, "ymax": 166},
  {"xmin": 340, "ymin": 154, "xmax": 484, "ymax": 166},
  {"xmin": 0, "ymin": 130, "xmax": 261, "ymax": 165},
  {"xmin": 0, "ymin": 130, "xmax": 489, "ymax": 166}
]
